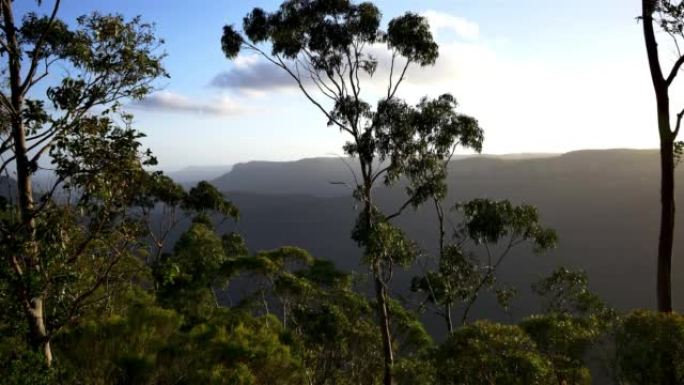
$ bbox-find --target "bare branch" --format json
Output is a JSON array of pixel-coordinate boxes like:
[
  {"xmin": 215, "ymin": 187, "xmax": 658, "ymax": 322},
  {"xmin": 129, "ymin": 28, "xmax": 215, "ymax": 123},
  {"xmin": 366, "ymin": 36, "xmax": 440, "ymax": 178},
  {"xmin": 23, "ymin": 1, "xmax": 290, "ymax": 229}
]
[
  {"xmin": 388, "ymin": 59, "xmax": 411, "ymax": 100},
  {"xmin": 371, "ymin": 165, "xmax": 391, "ymax": 184},
  {"xmin": 387, "ymin": 51, "xmax": 397, "ymax": 99},
  {"xmin": 674, "ymin": 105, "xmax": 684, "ymax": 138},
  {"xmin": 331, "ymin": 153, "xmax": 360, "ymax": 188},
  {"xmin": 20, "ymin": 0, "xmax": 62, "ymax": 95},
  {"xmin": 242, "ymin": 42, "xmax": 353, "ymax": 135},
  {"xmin": 386, "ymin": 194, "xmax": 418, "ymax": 220},
  {"xmin": 667, "ymin": 55, "xmax": 684, "ymax": 86}
]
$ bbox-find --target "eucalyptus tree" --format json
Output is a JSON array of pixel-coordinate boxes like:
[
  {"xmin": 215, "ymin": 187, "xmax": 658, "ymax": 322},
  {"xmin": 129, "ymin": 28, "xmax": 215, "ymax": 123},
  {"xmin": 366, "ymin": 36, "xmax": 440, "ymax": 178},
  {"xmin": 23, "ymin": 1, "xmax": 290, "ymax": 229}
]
[
  {"xmin": 412, "ymin": 199, "xmax": 557, "ymax": 332},
  {"xmin": 0, "ymin": 0, "xmax": 166, "ymax": 364},
  {"xmin": 221, "ymin": 2, "xmax": 482, "ymax": 383},
  {"xmin": 134, "ymin": 175, "xmax": 239, "ymax": 264},
  {"xmin": 641, "ymin": 0, "xmax": 684, "ymax": 312},
  {"xmin": 521, "ymin": 268, "xmax": 614, "ymax": 385}
]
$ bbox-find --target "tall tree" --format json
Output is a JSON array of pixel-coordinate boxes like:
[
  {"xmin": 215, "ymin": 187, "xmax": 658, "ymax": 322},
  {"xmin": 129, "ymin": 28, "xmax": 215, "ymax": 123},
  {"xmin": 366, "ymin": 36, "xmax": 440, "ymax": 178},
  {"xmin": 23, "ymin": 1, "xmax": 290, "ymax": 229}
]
[
  {"xmin": 0, "ymin": 0, "xmax": 166, "ymax": 364},
  {"xmin": 641, "ymin": 0, "xmax": 684, "ymax": 312},
  {"xmin": 412, "ymin": 199, "xmax": 557, "ymax": 333},
  {"xmin": 221, "ymin": 2, "xmax": 483, "ymax": 383}
]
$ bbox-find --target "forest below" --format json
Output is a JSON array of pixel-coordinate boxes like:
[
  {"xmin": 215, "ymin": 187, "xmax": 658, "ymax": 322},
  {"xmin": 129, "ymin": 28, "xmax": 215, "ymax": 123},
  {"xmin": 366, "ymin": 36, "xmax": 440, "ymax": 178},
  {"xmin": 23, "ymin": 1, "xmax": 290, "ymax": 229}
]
[{"xmin": 2, "ymin": 1, "xmax": 684, "ymax": 385}]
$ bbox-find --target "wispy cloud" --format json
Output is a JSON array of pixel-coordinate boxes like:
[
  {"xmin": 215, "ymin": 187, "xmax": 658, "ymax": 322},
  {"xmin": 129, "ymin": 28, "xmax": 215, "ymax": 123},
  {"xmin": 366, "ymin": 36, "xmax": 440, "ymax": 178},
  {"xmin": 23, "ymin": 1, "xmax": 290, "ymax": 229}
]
[
  {"xmin": 211, "ymin": 55, "xmax": 301, "ymax": 94},
  {"xmin": 423, "ymin": 10, "xmax": 480, "ymax": 40},
  {"xmin": 131, "ymin": 91, "xmax": 243, "ymax": 116}
]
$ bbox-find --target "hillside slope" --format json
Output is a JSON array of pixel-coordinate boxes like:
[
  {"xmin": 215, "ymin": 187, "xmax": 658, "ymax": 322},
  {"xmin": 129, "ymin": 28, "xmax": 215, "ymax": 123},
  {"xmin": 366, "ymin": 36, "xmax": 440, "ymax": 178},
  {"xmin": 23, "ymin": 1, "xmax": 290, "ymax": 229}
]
[{"xmin": 215, "ymin": 149, "xmax": 684, "ymax": 329}]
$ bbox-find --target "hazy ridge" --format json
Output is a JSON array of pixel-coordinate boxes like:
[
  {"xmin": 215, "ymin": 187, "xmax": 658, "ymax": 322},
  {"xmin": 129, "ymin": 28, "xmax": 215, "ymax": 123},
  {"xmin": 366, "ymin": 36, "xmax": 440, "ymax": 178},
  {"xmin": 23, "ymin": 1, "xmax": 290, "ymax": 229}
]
[{"xmin": 195, "ymin": 149, "xmax": 684, "ymax": 333}]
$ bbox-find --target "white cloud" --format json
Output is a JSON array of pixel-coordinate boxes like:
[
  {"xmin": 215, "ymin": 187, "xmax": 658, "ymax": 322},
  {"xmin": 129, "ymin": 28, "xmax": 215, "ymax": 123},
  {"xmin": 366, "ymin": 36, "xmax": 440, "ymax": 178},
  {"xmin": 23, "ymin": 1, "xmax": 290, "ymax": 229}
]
[
  {"xmin": 423, "ymin": 10, "xmax": 480, "ymax": 41},
  {"xmin": 131, "ymin": 91, "xmax": 244, "ymax": 116}
]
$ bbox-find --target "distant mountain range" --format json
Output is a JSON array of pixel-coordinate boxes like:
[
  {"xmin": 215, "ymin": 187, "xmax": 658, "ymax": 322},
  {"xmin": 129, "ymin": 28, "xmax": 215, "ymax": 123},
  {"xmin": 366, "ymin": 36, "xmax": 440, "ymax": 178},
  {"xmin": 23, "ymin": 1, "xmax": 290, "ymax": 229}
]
[
  {"xmin": 199, "ymin": 149, "xmax": 684, "ymax": 335},
  {"xmin": 210, "ymin": 153, "xmax": 557, "ymax": 197},
  {"xmin": 167, "ymin": 165, "xmax": 233, "ymax": 186}
]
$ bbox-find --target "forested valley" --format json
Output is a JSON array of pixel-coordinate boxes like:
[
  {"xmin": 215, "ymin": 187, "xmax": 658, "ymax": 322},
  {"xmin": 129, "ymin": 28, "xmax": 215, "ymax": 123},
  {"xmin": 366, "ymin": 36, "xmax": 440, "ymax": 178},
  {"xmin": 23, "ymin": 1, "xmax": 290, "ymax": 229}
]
[{"xmin": 2, "ymin": 1, "xmax": 684, "ymax": 384}]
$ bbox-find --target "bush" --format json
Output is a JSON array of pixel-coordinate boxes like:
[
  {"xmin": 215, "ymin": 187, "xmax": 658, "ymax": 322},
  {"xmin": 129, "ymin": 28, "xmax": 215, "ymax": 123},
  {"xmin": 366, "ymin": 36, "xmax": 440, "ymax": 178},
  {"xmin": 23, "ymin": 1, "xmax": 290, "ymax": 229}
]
[
  {"xmin": 434, "ymin": 321, "xmax": 553, "ymax": 385},
  {"xmin": 615, "ymin": 310, "xmax": 684, "ymax": 385},
  {"xmin": 521, "ymin": 314, "xmax": 596, "ymax": 385}
]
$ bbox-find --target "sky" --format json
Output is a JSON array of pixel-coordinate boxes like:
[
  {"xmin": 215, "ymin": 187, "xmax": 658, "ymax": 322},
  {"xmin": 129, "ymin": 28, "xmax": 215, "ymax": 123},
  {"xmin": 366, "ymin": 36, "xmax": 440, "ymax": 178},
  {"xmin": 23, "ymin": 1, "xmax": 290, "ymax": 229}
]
[{"xmin": 22, "ymin": 1, "xmax": 665, "ymax": 170}]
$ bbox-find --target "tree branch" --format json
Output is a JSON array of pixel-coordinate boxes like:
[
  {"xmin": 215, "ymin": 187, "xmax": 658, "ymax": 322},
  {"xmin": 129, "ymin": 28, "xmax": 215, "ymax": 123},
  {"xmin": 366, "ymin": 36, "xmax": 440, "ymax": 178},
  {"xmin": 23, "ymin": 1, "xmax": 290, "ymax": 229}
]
[
  {"xmin": 667, "ymin": 55, "xmax": 684, "ymax": 86},
  {"xmin": 20, "ymin": 0, "xmax": 61, "ymax": 95},
  {"xmin": 388, "ymin": 59, "xmax": 411, "ymax": 100},
  {"xmin": 674, "ymin": 105, "xmax": 684, "ymax": 138},
  {"xmin": 386, "ymin": 194, "xmax": 418, "ymax": 220}
]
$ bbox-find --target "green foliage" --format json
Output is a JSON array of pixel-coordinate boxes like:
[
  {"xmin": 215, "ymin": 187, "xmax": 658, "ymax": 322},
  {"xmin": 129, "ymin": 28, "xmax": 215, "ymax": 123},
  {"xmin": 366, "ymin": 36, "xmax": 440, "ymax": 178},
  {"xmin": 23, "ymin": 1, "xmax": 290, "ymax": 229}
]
[
  {"xmin": 0, "ymin": 2, "xmax": 168, "ymax": 365},
  {"xmin": 0, "ymin": 346, "xmax": 61, "ymax": 385},
  {"xmin": 54, "ymin": 289, "xmax": 304, "ymax": 385},
  {"xmin": 184, "ymin": 181, "xmax": 239, "ymax": 219},
  {"xmin": 614, "ymin": 310, "xmax": 684, "ymax": 385},
  {"xmin": 434, "ymin": 321, "xmax": 554, "ymax": 385},
  {"xmin": 224, "ymin": 1, "xmax": 388, "ymax": 60},
  {"xmin": 522, "ymin": 268, "xmax": 614, "ymax": 384},
  {"xmin": 153, "ymin": 222, "xmax": 233, "ymax": 321},
  {"xmin": 374, "ymin": 94, "xmax": 484, "ymax": 204},
  {"xmin": 355, "ymin": 214, "xmax": 418, "ymax": 268},
  {"xmin": 532, "ymin": 267, "xmax": 611, "ymax": 317},
  {"xmin": 413, "ymin": 199, "xmax": 557, "ymax": 330},
  {"xmin": 291, "ymin": 288, "xmax": 384, "ymax": 385},
  {"xmin": 521, "ymin": 314, "xmax": 596, "ymax": 385},
  {"xmin": 457, "ymin": 199, "xmax": 558, "ymax": 251},
  {"xmin": 55, "ymin": 289, "xmax": 182, "ymax": 385},
  {"xmin": 161, "ymin": 311, "xmax": 304, "ymax": 385},
  {"xmin": 386, "ymin": 13, "xmax": 438, "ymax": 66},
  {"xmin": 296, "ymin": 259, "xmax": 352, "ymax": 289},
  {"xmin": 223, "ymin": 231, "xmax": 249, "ymax": 257},
  {"xmin": 411, "ymin": 245, "xmax": 480, "ymax": 313},
  {"xmin": 134, "ymin": 172, "xmax": 186, "ymax": 208}
]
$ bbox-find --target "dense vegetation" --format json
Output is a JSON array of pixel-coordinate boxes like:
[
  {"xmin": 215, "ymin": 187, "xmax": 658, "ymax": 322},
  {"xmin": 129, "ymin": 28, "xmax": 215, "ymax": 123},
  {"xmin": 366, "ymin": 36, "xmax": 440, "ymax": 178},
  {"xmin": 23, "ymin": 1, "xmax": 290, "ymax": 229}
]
[{"xmin": 1, "ymin": 0, "xmax": 683, "ymax": 384}]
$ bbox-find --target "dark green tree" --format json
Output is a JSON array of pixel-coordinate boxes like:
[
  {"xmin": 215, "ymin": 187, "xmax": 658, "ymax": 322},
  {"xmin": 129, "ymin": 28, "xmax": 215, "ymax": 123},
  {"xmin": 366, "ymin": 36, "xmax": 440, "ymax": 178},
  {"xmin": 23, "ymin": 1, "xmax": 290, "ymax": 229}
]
[
  {"xmin": 54, "ymin": 287, "xmax": 306, "ymax": 385},
  {"xmin": 531, "ymin": 267, "xmax": 611, "ymax": 318},
  {"xmin": 221, "ymin": 3, "xmax": 483, "ymax": 383},
  {"xmin": 434, "ymin": 320, "xmax": 554, "ymax": 385},
  {"xmin": 0, "ymin": 0, "xmax": 166, "ymax": 364},
  {"xmin": 521, "ymin": 268, "xmax": 614, "ymax": 385},
  {"xmin": 614, "ymin": 310, "xmax": 684, "ymax": 385}
]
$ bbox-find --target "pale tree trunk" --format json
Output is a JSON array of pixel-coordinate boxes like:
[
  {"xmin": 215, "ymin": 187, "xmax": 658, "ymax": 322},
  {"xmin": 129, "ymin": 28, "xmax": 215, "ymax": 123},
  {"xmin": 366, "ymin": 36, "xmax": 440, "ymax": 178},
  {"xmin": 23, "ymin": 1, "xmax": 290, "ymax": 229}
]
[
  {"xmin": 642, "ymin": 0, "xmax": 676, "ymax": 314},
  {"xmin": 373, "ymin": 264, "xmax": 394, "ymax": 385},
  {"xmin": 1, "ymin": 0, "xmax": 52, "ymax": 365},
  {"xmin": 361, "ymin": 166, "xmax": 394, "ymax": 385},
  {"xmin": 434, "ymin": 198, "xmax": 453, "ymax": 334}
]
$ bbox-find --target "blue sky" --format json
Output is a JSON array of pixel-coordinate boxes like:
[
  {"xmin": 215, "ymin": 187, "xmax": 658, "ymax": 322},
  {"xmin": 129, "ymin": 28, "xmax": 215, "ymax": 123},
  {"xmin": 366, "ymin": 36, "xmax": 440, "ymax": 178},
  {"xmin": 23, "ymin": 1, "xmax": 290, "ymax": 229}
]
[{"xmin": 25, "ymin": 1, "xmax": 657, "ymax": 170}]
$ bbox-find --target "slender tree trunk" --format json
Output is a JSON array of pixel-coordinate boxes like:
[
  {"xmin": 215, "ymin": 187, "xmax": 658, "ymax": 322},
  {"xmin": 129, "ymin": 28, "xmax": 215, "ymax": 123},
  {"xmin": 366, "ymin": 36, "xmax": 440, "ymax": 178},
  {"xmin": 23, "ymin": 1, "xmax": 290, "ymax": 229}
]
[
  {"xmin": 361, "ymin": 166, "xmax": 394, "ymax": 385},
  {"xmin": 373, "ymin": 263, "xmax": 394, "ymax": 385},
  {"xmin": 643, "ymin": 0, "xmax": 675, "ymax": 313},
  {"xmin": 434, "ymin": 198, "xmax": 453, "ymax": 333},
  {"xmin": 445, "ymin": 303, "xmax": 453, "ymax": 334},
  {"xmin": 2, "ymin": 0, "xmax": 52, "ymax": 365},
  {"xmin": 658, "ymin": 135, "xmax": 675, "ymax": 313}
]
